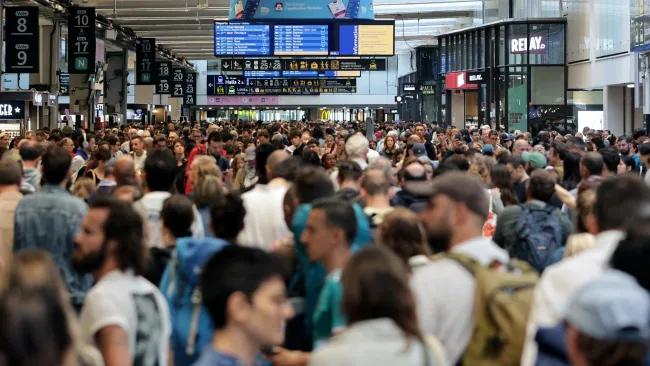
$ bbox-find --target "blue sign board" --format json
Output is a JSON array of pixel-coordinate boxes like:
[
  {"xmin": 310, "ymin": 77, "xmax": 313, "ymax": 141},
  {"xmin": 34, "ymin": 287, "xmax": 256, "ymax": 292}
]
[
  {"xmin": 214, "ymin": 22, "xmax": 271, "ymax": 56},
  {"xmin": 244, "ymin": 71, "xmax": 281, "ymax": 77},
  {"xmin": 339, "ymin": 25, "xmax": 359, "ymax": 55},
  {"xmin": 274, "ymin": 25, "xmax": 329, "ymax": 56},
  {"xmin": 229, "ymin": 0, "xmax": 373, "ymax": 20}
]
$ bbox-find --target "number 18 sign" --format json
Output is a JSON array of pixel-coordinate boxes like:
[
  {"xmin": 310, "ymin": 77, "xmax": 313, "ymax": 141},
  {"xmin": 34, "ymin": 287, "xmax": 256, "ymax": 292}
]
[
  {"xmin": 5, "ymin": 7, "xmax": 40, "ymax": 73},
  {"xmin": 68, "ymin": 7, "xmax": 96, "ymax": 74}
]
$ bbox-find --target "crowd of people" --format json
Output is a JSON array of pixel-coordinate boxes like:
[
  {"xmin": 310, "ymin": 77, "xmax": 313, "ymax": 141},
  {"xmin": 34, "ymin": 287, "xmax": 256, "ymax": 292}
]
[{"xmin": 0, "ymin": 120, "xmax": 649, "ymax": 366}]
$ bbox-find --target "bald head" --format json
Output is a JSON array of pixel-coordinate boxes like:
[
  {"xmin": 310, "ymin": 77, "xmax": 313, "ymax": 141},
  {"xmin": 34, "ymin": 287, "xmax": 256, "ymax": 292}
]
[
  {"xmin": 404, "ymin": 163, "xmax": 426, "ymax": 182},
  {"xmin": 513, "ymin": 139, "xmax": 531, "ymax": 156},
  {"xmin": 407, "ymin": 135, "xmax": 422, "ymax": 144},
  {"xmin": 113, "ymin": 155, "xmax": 136, "ymax": 186},
  {"xmin": 266, "ymin": 150, "xmax": 289, "ymax": 180}
]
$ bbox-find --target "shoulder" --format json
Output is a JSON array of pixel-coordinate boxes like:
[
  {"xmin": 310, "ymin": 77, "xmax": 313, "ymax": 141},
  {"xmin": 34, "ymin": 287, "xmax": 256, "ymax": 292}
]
[
  {"xmin": 412, "ymin": 258, "xmax": 472, "ymax": 287},
  {"xmin": 310, "ymin": 342, "xmax": 352, "ymax": 366}
]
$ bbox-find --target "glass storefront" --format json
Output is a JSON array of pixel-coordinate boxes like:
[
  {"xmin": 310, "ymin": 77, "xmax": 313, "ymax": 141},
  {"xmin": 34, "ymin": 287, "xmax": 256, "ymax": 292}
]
[{"xmin": 437, "ymin": 19, "xmax": 567, "ymax": 133}]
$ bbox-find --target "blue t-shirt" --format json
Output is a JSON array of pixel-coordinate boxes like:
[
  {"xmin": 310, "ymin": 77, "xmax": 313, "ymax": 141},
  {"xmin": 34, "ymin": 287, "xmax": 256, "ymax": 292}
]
[
  {"xmin": 192, "ymin": 348, "xmax": 269, "ymax": 366},
  {"xmin": 312, "ymin": 269, "xmax": 347, "ymax": 349}
]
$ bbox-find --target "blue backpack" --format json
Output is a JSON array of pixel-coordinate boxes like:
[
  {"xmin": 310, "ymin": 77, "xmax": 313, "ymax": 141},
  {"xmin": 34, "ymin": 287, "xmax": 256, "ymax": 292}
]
[
  {"xmin": 160, "ymin": 237, "xmax": 230, "ymax": 366},
  {"xmin": 514, "ymin": 205, "xmax": 563, "ymax": 273}
]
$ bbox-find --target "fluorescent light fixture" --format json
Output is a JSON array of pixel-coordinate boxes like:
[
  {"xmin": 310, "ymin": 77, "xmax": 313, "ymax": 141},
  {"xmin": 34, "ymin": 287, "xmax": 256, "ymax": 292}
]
[
  {"xmin": 200, "ymin": 107, "xmax": 203, "ymax": 109},
  {"xmin": 209, "ymin": 107, "xmax": 212, "ymax": 109},
  {"xmin": 375, "ymin": 1, "xmax": 482, "ymax": 13},
  {"xmin": 627, "ymin": 84, "xmax": 635, "ymax": 88},
  {"xmin": 297, "ymin": 107, "xmax": 301, "ymax": 109},
  {"xmin": 229, "ymin": 107, "xmax": 233, "ymax": 109}
]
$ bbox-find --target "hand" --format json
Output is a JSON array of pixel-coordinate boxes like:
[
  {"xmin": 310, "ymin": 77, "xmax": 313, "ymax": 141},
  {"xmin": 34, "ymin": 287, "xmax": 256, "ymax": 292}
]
[{"xmin": 268, "ymin": 347, "xmax": 309, "ymax": 366}]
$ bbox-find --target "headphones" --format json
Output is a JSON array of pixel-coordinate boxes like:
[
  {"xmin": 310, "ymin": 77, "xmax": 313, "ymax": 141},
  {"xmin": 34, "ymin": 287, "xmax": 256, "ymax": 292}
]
[{"xmin": 83, "ymin": 139, "xmax": 89, "ymax": 149}]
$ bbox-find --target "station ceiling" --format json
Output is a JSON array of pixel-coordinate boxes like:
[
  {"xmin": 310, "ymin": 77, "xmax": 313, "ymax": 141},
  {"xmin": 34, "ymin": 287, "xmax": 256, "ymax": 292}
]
[{"xmin": 75, "ymin": 0, "xmax": 480, "ymax": 59}]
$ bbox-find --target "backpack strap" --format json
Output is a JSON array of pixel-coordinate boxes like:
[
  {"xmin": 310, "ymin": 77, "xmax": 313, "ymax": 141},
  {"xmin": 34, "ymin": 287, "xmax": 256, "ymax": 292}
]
[
  {"xmin": 186, "ymin": 288, "xmax": 202, "ymax": 356},
  {"xmin": 432, "ymin": 252, "xmax": 481, "ymax": 276}
]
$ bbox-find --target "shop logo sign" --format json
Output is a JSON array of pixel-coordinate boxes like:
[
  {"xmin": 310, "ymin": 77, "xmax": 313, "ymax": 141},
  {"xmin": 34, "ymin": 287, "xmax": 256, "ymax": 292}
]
[
  {"xmin": 511, "ymin": 34, "xmax": 547, "ymax": 54},
  {"xmin": 457, "ymin": 73, "xmax": 465, "ymax": 87}
]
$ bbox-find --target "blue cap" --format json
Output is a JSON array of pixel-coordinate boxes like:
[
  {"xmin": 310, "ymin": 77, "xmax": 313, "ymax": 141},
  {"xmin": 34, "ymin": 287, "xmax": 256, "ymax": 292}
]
[
  {"xmin": 565, "ymin": 270, "xmax": 650, "ymax": 342},
  {"xmin": 412, "ymin": 143, "xmax": 427, "ymax": 158},
  {"xmin": 482, "ymin": 144, "xmax": 495, "ymax": 155}
]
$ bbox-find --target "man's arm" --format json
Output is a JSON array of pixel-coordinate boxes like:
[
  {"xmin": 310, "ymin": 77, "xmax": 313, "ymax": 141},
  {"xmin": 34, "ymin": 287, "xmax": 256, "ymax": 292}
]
[{"xmin": 95, "ymin": 325, "xmax": 132, "ymax": 366}]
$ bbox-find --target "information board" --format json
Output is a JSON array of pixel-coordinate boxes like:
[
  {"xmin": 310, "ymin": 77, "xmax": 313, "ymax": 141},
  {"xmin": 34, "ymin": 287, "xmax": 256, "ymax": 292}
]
[
  {"xmin": 244, "ymin": 70, "xmax": 361, "ymax": 77},
  {"xmin": 184, "ymin": 72, "xmax": 197, "ymax": 105},
  {"xmin": 136, "ymin": 38, "xmax": 156, "ymax": 85},
  {"xmin": 221, "ymin": 58, "xmax": 385, "ymax": 71},
  {"xmin": 171, "ymin": 68, "xmax": 185, "ymax": 97},
  {"xmin": 59, "ymin": 72, "xmax": 70, "ymax": 95},
  {"xmin": 246, "ymin": 78, "xmax": 355, "ymax": 88},
  {"xmin": 273, "ymin": 25, "xmax": 329, "ymax": 56},
  {"xmin": 214, "ymin": 22, "xmax": 271, "ymax": 56},
  {"xmin": 68, "ymin": 7, "xmax": 96, "ymax": 74},
  {"xmin": 338, "ymin": 24, "xmax": 395, "ymax": 56},
  {"xmin": 5, "ymin": 7, "xmax": 39, "ymax": 73},
  {"xmin": 211, "ymin": 85, "xmax": 356, "ymax": 95},
  {"xmin": 156, "ymin": 62, "xmax": 172, "ymax": 94},
  {"xmin": 228, "ymin": 0, "xmax": 374, "ymax": 20}
]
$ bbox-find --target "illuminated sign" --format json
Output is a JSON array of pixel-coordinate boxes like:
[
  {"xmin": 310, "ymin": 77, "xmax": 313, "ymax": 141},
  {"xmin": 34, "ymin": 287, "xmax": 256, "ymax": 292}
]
[
  {"xmin": 510, "ymin": 35, "xmax": 547, "ymax": 54},
  {"xmin": 0, "ymin": 101, "xmax": 25, "ymax": 120},
  {"xmin": 337, "ymin": 24, "xmax": 395, "ymax": 56}
]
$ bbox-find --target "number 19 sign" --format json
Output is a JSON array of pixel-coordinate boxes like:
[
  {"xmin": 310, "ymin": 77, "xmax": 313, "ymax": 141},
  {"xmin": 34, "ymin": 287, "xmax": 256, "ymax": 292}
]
[
  {"xmin": 5, "ymin": 7, "xmax": 40, "ymax": 73},
  {"xmin": 68, "ymin": 7, "xmax": 96, "ymax": 74}
]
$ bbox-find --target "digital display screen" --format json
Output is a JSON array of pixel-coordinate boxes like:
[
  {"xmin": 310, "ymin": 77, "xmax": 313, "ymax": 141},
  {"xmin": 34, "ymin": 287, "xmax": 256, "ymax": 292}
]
[
  {"xmin": 214, "ymin": 22, "xmax": 271, "ymax": 56},
  {"xmin": 338, "ymin": 24, "xmax": 394, "ymax": 56},
  {"xmin": 244, "ymin": 71, "xmax": 281, "ymax": 77},
  {"xmin": 273, "ymin": 25, "xmax": 329, "ymax": 56}
]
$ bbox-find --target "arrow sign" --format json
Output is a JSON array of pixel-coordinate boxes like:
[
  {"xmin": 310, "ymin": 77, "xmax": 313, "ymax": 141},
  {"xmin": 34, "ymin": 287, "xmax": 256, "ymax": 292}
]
[{"xmin": 223, "ymin": 61, "xmax": 230, "ymax": 70}]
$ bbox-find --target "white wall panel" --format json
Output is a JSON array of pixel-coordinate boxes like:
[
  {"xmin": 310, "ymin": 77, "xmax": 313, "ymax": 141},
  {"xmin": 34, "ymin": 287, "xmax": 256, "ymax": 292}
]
[{"xmin": 565, "ymin": 0, "xmax": 591, "ymax": 62}]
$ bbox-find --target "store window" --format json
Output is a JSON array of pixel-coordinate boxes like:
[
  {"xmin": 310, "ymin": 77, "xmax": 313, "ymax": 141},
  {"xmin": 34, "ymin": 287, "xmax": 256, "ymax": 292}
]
[
  {"xmin": 530, "ymin": 66, "xmax": 566, "ymax": 133},
  {"xmin": 508, "ymin": 23, "xmax": 528, "ymax": 65},
  {"xmin": 507, "ymin": 66, "xmax": 528, "ymax": 132},
  {"xmin": 568, "ymin": 90, "xmax": 603, "ymax": 134},
  {"xmin": 529, "ymin": 23, "xmax": 565, "ymax": 65}
]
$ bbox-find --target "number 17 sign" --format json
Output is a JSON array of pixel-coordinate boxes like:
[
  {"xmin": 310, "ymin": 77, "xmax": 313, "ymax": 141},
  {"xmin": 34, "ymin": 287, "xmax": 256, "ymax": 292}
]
[{"xmin": 68, "ymin": 7, "xmax": 96, "ymax": 74}]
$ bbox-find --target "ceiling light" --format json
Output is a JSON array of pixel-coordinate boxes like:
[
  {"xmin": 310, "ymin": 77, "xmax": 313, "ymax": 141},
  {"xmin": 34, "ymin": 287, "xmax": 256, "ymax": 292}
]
[
  {"xmin": 229, "ymin": 107, "xmax": 233, "ymax": 109},
  {"xmin": 297, "ymin": 107, "xmax": 301, "ymax": 109},
  {"xmin": 200, "ymin": 107, "xmax": 203, "ymax": 109},
  {"xmin": 627, "ymin": 84, "xmax": 635, "ymax": 88},
  {"xmin": 209, "ymin": 107, "xmax": 212, "ymax": 109}
]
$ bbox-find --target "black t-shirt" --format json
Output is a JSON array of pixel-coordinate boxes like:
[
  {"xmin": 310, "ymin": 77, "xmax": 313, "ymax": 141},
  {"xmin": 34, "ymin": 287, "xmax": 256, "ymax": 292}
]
[{"xmin": 515, "ymin": 178, "xmax": 528, "ymax": 204}]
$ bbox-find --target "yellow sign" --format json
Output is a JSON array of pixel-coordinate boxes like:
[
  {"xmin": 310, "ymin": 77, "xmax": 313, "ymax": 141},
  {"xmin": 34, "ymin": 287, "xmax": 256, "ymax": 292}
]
[{"xmin": 357, "ymin": 25, "xmax": 394, "ymax": 56}]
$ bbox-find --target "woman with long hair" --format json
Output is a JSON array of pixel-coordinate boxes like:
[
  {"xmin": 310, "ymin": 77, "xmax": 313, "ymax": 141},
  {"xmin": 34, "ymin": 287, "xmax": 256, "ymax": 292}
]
[
  {"xmin": 489, "ymin": 164, "xmax": 519, "ymax": 207},
  {"xmin": 561, "ymin": 152, "xmax": 582, "ymax": 191},
  {"xmin": 380, "ymin": 135, "xmax": 397, "ymax": 161},
  {"xmin": 1, "ymin": 250, "xmax": 103, "ymax": 366},
  {"xmin": 310, "ymin": 246, "xmax": 446, "ymax": 366},
  {"xmin": 378, "ymin": 208, "xmax": 431, "ymax": 268},
  {"xmin": 191, "ymin": 158, "xmax": 225, "ymax": 235}
]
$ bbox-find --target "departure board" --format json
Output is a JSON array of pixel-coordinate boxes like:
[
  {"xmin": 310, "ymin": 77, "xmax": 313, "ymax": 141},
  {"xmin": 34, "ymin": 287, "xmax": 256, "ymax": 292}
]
[
  {"xmin": 273, "ymin": 25, "xmax": 329, "ymax": 56},
  {"xmin": 337, "ymin": 24, "xmax": 394, "ymax": 56},
  {"xmin": 214, "ymin": 22, "xmax": 271, "ymax": 56}
]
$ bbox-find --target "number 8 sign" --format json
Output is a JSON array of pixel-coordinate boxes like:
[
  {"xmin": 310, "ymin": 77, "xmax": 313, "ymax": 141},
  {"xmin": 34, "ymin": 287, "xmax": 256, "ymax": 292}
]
[{"xmin": 5, "ymin": 7, "xmax": 39, "ymax": 73}]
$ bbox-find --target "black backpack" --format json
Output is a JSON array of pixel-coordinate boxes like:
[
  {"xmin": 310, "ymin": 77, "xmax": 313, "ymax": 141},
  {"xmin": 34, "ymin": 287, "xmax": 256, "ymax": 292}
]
[{"xmin": 514, "ymin": 205, "xmax": 563, "ymax": 272}]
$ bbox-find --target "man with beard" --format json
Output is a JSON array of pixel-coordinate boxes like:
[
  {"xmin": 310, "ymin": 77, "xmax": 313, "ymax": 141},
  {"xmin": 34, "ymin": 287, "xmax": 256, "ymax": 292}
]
[
  {"xmin": 616, "ymin": 134, "xmax": 640, "ymax": 168},
  {"xmin": 410, "ymin": 172, "xmax": 509, "ymax": 365},
  {"xmin": 74, "ymin": 197, "xmax": 171, "ymax": 366}
]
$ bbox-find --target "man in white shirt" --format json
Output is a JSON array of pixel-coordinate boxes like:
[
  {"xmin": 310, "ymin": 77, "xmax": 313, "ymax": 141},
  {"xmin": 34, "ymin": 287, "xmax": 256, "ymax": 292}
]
[
  {"xmin": 73, "ymin": 197, "xmax": 171, "ymax": 366},
  {"xmin": 520, "ymin": 175, "xmax": 650, "ymax": 366},
  {"xmin": 238, "ymin": 150, "xmax": 297, "ymax": 250},
  {"xmin": 133, "ymin": 149, "xmax": 204, "ymax": 249},
  {"xmin": 410, "ymin": 172, "xmax": 509, "ymax": 365},
  {"xmin": 120, "ymin": 128, "xmax": 138, "ymax": 154}
]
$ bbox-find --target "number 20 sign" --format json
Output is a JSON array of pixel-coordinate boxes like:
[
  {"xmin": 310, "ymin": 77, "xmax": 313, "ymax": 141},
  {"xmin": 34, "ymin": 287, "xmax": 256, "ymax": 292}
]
[{"xmin": 5, "ymin": 7, "xmax": 40, "ymax": 73}]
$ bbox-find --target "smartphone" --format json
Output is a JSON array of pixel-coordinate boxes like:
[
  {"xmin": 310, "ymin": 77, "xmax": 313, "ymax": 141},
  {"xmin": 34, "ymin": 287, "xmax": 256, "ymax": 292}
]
[
  {"xmin": 344, "ymin": 0, "xmax": 360, "ymax": 18},
  {"xmin": 328, "ymin": 0, "xmax": 347, "ymax": 18},
  {"xmin": 243, "ymin": 0, "xmax": 261, "ymax": 18},
  {"xmin": 234, "ymin": 0, "xmax": 244, "ymax": 18}
]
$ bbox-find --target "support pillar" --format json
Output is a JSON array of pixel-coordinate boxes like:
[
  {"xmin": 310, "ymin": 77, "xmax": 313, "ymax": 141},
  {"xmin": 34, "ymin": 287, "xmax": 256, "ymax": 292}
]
[{"xmin": 105, "ymin": 51, "xmax": 127, "ymax": 126}]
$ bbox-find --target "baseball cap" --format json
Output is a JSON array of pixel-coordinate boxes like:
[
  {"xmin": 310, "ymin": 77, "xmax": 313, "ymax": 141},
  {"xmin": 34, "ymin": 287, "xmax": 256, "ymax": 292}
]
[
  {"xmin": 564, "ymin": 270, "xmax": 650, "ymax": 342},
  {"xmin": 482, "ymin": 144, "xmax": 495, "ymax": 155},
  {"xmin": 61, "ymin": 125, "xmax": 73, "ymax": 135},
  {"xmin": 506, "ymin": 134, "xmax": 516, "ymax": 141},
  {"xmin": 245, "ymin": 146, "xmax": 256, "ymax": 161},
  {"xmin": 522, "ymin": 151, "xmax": 547, "ymax": 170},
  {"xmin": 412, "ymin": 143, "xmax": 427, "ymax": 158}
]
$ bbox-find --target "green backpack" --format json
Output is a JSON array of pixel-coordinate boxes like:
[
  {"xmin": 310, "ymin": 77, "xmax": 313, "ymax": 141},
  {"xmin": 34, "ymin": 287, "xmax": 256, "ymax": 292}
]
[{"xmin": 436, "ymin": 252, "xmax": 538, "ymax": 366}]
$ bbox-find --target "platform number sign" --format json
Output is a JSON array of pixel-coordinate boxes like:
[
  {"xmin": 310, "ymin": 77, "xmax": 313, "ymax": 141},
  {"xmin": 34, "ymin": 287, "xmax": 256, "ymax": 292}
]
[
  {"xmin": 171, "ymin": 68, "xmax": 184, "ymax": 97},
  {"xmin": 155, "ymin": 62, "xmax": 171, "ymax": 94},
  {"xmin": 184, "ymin": 72, "xmax": 197, "ymax": 105},
  {"xmin": 68, "ymin": 7, "xmax": 96, "ymax": 74},
  {"xmin": 5, "ymin": 7, "xmax": 40, "ymax": 73},
  {"xmin": 136, "ymin": 38, "xmax": 156, "ymax": 85}
]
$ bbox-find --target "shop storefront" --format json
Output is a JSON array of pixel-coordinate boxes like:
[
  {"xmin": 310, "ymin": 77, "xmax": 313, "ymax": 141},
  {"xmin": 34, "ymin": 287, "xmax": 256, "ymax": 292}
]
[{"xmin": 437, "ymin": 19, "xmax": 568, "ymax": 133}]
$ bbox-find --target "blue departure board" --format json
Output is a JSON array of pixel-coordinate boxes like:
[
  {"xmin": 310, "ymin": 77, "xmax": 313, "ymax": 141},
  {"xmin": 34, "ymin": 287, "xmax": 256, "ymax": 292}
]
[
  {"xmin": 274, "ymin": 25, "xmax": 329, "ymax": 56},
  {"xmin": 282, "ymin": 71, "xmax": 319, "ymax": 77},
  {"xmin": 244, "ymin": 71, "xmax": 281, "ymax": 77},
  {"xmin": 214, "ymin": 22, "xmax": 271, "ymax": 56}
]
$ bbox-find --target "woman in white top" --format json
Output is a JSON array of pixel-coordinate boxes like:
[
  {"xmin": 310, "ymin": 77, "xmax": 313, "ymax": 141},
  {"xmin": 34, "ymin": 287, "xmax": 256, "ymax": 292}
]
[{"xmin": 309, "ymin": 246, "xmax": 447, "ymax": 366}]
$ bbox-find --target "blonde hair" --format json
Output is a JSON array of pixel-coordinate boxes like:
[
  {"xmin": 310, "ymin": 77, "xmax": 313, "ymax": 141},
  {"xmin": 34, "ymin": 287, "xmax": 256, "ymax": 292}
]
[
  {"xmin": 72, "ymin": 177, "xmax": 97, "ymax": 200},
  {"xmin": 563, "ymin": 233, "xmax": 596, "ymax": 259}
]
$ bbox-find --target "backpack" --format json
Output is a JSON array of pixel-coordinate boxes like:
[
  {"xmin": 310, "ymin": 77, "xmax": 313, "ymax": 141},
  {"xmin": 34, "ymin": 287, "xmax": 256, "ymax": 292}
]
[
  {"xmin": 514, "ymin": 205, "xmax": 563, "ymax": 272},
  {"xmin": 160, "ymin": 237, "xmax": 230, "ymax": 366},
  {"xmin": 436, "ymin": 252, "xmax": 538, "ymax": 366},
  {"xmin": 482, "ymin": 190, "xmax": 497, "ymax": 238}
]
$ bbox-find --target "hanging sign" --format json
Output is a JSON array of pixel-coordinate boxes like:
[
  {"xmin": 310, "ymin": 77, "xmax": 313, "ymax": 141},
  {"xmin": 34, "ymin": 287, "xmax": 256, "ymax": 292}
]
[
  {"xmin": 5, "ymin": 7, "xmax": 40, "ymax": 73},
  {"xmin": 68, "ymin": 7, "xmax": 97, "ymax": 74},
  {"xmin": 136, "ymin": 38, "xmax": 156, "ymax": 85}
]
